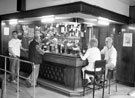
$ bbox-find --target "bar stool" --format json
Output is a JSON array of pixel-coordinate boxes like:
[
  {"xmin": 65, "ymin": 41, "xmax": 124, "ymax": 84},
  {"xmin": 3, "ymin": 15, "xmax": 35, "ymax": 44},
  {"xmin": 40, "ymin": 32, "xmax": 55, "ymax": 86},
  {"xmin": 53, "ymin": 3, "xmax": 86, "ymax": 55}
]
[
  {"xmin": 83, "ymin": 60, "xmax": 106, "ymax": 98},
  {"xmin": 107, "ymin": 67, "xmax": 117, "ymax": 94}
]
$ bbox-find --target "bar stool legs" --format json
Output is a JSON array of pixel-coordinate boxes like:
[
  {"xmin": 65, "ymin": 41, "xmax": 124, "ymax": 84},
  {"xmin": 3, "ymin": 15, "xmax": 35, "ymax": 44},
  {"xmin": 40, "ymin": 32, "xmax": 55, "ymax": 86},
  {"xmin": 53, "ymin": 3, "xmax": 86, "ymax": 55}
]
[
  {"xmin": 108, "ymin": 69, "xmax": 117, "ymax": 94},
  {"xmin": 83, "ymin": 72, "xmax": 86, "ymax": 96},
  {"xmin": 108, "ymin": 77, "xmax": 111, "ymax": 94},
  {"xmin": 102, "ymin": 74, "xmax": 105, "ymax": 98},
  {"xmin": 93, "ymin": 75, "xmax": 95, "ymax": 98}
]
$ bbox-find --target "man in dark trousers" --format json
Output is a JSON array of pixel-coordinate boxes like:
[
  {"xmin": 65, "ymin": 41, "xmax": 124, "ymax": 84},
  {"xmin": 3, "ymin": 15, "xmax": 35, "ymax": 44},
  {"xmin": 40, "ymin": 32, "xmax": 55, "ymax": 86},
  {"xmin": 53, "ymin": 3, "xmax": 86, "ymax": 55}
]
[{"xmin": 26, "ymin": 30, "xmax": 49, "ymax": 87}]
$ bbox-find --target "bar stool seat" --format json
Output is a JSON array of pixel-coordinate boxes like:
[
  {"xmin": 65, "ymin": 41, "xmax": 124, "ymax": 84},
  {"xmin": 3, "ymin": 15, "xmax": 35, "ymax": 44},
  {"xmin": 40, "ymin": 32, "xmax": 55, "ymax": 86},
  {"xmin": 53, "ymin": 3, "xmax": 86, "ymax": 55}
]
[{"xmin": 109, "ymin": 95, "xmax": 133, "ymax": 98}]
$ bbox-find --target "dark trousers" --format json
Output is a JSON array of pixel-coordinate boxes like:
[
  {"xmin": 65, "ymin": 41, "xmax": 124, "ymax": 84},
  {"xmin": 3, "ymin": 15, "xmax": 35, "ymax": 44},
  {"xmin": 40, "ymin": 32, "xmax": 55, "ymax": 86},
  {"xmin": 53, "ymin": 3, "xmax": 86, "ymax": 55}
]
[{"xmin": 27, "ymin": 64, "xmax": 40, "ymax": 86}]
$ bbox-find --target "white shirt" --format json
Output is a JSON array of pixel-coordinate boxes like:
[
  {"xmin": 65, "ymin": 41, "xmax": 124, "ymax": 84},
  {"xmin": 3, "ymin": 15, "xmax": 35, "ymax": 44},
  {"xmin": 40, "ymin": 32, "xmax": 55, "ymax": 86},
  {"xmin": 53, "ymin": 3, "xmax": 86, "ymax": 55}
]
[
  {"xmin": 101, "ymin": 45, "xmax": 117, "ymax": 66},
  {"xmin": 81, "ymin": 47, "xmax": 101, "ymax": 71},
  {"xmin": 8, "ymin": 39, "xmax": 22, "ymax": 57}
]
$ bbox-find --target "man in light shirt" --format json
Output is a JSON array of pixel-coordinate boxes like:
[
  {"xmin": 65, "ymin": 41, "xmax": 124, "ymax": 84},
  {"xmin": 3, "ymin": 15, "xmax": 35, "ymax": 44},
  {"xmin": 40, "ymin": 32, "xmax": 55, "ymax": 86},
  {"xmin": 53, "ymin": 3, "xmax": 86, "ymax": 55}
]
[
  {"xmin": 8, "ymin": 31, "xmax": 28, "ymax": 83},
  {"xmin": 101, "ymin": 37, "xmax": 117, "ymax": 79},
  {"xmin": 79, "ymin": 38, "xmax": 101, "ymax": 83}
]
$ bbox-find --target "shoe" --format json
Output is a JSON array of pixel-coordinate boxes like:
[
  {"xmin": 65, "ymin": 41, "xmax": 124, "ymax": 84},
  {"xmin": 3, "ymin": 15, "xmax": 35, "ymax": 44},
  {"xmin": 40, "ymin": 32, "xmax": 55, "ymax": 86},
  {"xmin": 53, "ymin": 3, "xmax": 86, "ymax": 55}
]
[
  {"xmin": 11, "ymin": 80, "xmax": 17, "ymax": 84},
  {"xmin": 83, "ymin": 79, "xmax": 92, "ymax": 86},
  {"xmin": 7, "ymin": 78, "xmax": 11, "ymax": 82},
  {"xmin": 25, "ymin": 80, "xmax": 32, "ymax": 88},
  {"xmin": 7, "ymin": 76, "xmax": 12, "ymax": 82},
  {"xmin": 35, "ymin": 84, "xmax": 39, "ymax": 87},
  {"xmin": 32, "ymin": 84, "xmax": 39, "ymax": 87},
  {"xmin": 98, "ymin": 79, "xmax": 108, "ymax": 88},
  {"xmin": 83, "ymin": 79, "xmax": 88, "ymax": 86},
  {"xmin": 89, "ymin": 77, "xmax": 94, "ymax": 84}
]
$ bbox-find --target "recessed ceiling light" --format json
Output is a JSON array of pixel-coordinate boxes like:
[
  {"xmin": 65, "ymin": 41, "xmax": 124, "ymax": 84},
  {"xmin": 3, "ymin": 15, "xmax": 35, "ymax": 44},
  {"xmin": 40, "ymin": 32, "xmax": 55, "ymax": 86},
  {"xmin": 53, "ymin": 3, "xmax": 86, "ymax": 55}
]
[
  {"xmin": 40, "ymin": 15, "xmax": 55, "ymax": 23},
  {"xmin": 88, "ymin": 19, "xmax": 97, "ymax": 22},
  {"xmin": 40, "ymin": 15, "xmax": 55, "ymax": 19},
  {"xmin": 98, "ymin": 20, "xmax": 109, "ymax": 26},
  {"xmin": 128, "ymin": 26, "xmax": 135, "ymax": 30},
  {"xmin": 41, "ymin": 18, "xmax": 55, "ymax": 23},
  {"xmin": 98, "ymin": 17, "xmax": 109, "ymax": 21}
]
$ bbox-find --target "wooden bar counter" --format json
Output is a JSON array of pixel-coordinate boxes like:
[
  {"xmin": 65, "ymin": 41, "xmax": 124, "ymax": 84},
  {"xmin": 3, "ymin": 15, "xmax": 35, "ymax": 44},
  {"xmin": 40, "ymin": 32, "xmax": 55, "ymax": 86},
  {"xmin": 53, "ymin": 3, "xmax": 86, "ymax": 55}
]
[
  {"xmin": 20, "ymin": 52, "xmax": 86, "ymax": 96},
  {"xmin": 38, "ymin": 53, "xmax": 86, "ymax": 91}
]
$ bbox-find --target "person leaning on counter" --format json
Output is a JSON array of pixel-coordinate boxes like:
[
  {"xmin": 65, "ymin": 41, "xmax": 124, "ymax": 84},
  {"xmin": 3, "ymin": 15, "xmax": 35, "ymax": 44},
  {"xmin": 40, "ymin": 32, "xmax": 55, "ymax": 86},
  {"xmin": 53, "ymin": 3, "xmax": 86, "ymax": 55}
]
[
  {"xmin": 26, "ymin": 30, "xmax": 49, "ymax": 88},
  {"xmin": 79, "ymin": 38, "xmax": 101, "ymax": 83}
]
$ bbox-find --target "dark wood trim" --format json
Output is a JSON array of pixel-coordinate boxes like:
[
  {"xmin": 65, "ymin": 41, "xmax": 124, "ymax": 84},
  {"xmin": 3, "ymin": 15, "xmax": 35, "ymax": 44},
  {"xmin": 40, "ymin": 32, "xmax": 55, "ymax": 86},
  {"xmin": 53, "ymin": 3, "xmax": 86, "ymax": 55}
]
[
  {"xmin": 0, "ymin": 2, "xmax": 81, "ymax": 20},
  {"xmin": 129, "ymin": 6, "xmax": 135, "ymax": 23},
  {"xmin": 0, "ymin": 1, "xmax": 129, "ymax": 24},
  {"xmin": 129, "ymin": 6, "xmax": 135, "ymax": 18},
  {"xmin": 0, "ymin": 21, "xmax": 1, "ymax": 54},
  {"xmin": 129, "ymin": 17, "xmax": 135, "ymax": 23},
  {"xmin": 17, "ymin": 0, "xmax": 26, "ymax": 11}
]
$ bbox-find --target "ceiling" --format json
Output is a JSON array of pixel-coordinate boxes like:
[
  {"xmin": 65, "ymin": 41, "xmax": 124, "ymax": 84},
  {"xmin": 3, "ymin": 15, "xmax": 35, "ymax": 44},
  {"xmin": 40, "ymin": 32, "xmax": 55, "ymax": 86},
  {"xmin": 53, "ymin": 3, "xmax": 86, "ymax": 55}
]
[
  {"xmin": 118, "ymin": 0, "xmax": 135, "ymax": 6},
  {"xmin": 4, "ymin": 1, "xmax": 131, "ymax": 26}
]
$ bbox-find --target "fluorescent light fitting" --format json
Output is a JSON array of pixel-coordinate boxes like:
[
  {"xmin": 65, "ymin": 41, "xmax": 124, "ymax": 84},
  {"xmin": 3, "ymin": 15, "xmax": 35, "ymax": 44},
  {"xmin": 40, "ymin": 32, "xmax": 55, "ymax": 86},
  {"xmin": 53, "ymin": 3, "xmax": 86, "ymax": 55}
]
[
  {"xmin": 41, "ymin": 15, "xmax": 55, "ymax": 23},
  {"xmin": 55, "ymin": 16, "xmax": 69, "ymax": 20},
  {"xmin": 88, "ymin": 19, "xmax": 97, "ymax": 22},
  {"xmin": 18, "ymin": 20, "xmax": 25, "ymax": 23},
  {"xmin": 9, "ymin": 19, "xmax": 18, "ymax": 24},
  {"xmin": 98, "ymin": 17, "xmax": 109, "ymax": 21},
  {"xmin": 40, "ymin": 15, "xmax": 55, "ymax": 19},
  {"xmin": 128, "ymin": 26, "xmax": 135, "ymax": 30},
  {"xmin": 98, "ymin": 20, "xmax": 109, "ymax": 26},
  {"xmin": 41, "ymin": 18, "xmax": 55, "ymax": 23}
]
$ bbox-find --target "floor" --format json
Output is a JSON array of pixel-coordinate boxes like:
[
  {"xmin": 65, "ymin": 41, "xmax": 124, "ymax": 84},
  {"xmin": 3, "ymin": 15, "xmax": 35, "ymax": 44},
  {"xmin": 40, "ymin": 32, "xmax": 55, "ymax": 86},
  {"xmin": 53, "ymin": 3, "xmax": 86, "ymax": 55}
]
[{"xmin": 1, "ymin": 79, "xmax": 135, "ymax": 98}]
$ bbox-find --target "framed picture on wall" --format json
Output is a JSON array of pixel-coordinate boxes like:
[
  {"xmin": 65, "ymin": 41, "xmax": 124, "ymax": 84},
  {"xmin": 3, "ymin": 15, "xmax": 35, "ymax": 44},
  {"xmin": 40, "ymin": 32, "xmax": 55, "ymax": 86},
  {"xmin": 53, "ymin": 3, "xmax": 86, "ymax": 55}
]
[
  {"xmin": 4, "ymin": 27, "xmax": 9, "ymax": 35},
  {"xmin": 123, "ymin": 33, "xmax": 132, "ymax": 47}
]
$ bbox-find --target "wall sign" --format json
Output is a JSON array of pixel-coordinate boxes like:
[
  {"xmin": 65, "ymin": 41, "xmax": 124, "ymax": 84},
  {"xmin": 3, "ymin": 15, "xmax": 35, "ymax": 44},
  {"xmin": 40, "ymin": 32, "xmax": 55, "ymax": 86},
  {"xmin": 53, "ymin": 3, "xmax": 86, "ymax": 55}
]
[
  {"xmin": 123, "ymin": 33, "xmax": 132, "ymax": 47},
  {"xmin": 4, "ymin": 27, "xmax": 9, "ymax": 35}
]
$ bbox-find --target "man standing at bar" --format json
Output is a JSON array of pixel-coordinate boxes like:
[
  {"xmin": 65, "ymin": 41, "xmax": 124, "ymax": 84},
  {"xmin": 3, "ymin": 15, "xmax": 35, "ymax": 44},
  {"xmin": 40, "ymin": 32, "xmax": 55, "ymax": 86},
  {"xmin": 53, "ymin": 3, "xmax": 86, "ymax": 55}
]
[
  {"xmin": 8, "ymin": 31, "xmax": 28, "ymax": 83},
  {"xmin": 101, "ymin": 37, "xmax": 117, "ymax": 79},
  {"xmin": 26, "ymin": 30, "xmax": 48, "ymax": 87}
]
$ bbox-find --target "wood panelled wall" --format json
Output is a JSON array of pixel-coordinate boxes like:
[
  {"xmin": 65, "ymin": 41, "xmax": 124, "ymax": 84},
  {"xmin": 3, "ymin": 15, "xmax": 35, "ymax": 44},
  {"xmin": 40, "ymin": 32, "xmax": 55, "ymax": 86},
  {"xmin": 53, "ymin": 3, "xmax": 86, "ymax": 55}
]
[
  {"xmin": 117, "ymin": 25, "xmax": 135, "ymax": 84},
  {"xmin": 93, "ymin": 24, "xmax": 135, "ymax": 84},
  {"xmin": 93, "ymin": 24, "xmax": 125, "ymax": 83},
  {"xmin": 93, "ymin": 24, "xmax": 122, "ymax": 50}
]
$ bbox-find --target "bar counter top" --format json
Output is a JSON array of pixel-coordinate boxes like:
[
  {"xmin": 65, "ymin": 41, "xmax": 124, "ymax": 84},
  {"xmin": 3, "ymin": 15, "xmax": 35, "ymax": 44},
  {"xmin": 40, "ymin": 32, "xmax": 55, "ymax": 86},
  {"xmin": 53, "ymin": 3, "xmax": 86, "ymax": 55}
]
[
  {"xmin": 44, "ymin": 52, "xmax": 80, "ymax": 57},
  {"xmin": 43, "ymin": 52, "xmax": 86, "ymax": 67}
]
